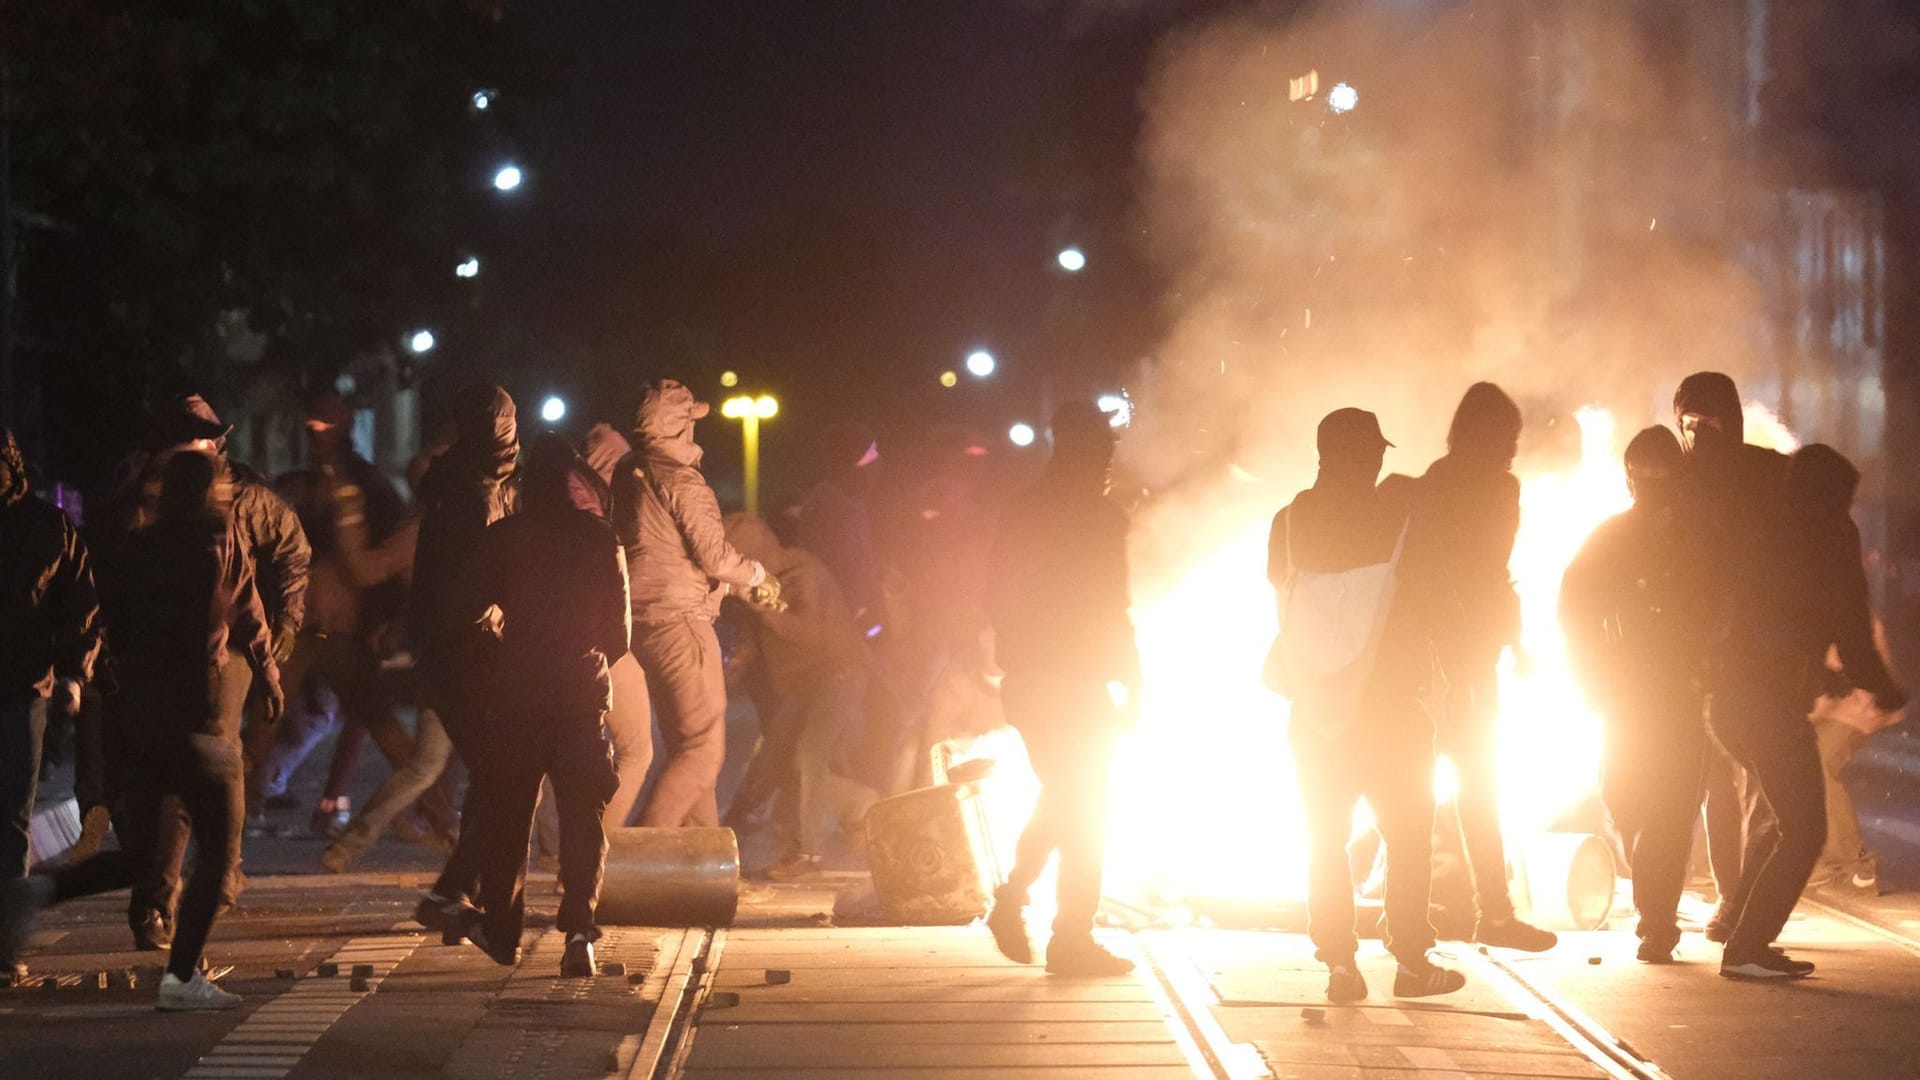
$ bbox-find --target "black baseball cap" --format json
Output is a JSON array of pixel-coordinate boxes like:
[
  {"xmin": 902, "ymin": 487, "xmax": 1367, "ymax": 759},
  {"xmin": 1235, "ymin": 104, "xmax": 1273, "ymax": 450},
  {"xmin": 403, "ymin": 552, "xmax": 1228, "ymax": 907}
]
[{"xmin": 1316, "ymin": 408, "xmax": 1394, "ymax": 458}]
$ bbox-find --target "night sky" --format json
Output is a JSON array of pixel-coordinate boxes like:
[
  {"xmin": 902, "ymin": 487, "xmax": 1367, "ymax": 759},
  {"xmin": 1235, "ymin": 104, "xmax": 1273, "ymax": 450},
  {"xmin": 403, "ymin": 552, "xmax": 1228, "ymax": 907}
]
[{"xmin": 469, "ymin": 1, "xmax": 1223, "ymax": 491}]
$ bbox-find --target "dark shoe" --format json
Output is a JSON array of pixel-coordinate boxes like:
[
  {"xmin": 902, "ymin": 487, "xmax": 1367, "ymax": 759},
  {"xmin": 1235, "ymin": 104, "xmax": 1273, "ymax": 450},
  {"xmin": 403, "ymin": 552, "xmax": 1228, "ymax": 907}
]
[
  {"xmin": 986, "ymin": 889, "xmax": 1033, "ymax": 965},
  {"xmin": 1477, "ymin": 917, "xmax": 1557, "ymax": 952},
  {"xmin": 763, "ymin": 853, "xmax": 822, "ymax": 883},
  {"xmin": 1044, "ymin": 936, "xmax": 1133, "ymax": 977},
  {"xmin": 1327, "ymin": 962, "xmax": 1367, "ymax": 1004},
  {"xmin": 459, "ymin": 908, "xmax": 520, "ymax": 967},
  {"xmin": 1393, "ymin": 958, "xmax": 1467, "ymax": 998},
  {"xmin": 1636, "ymin": 938, "xmax": 1677, "ymax": 964},
  {"xmin": 414, "ymin": 893, "xmax": 475, "ymax": 946},
  {"xmin": 132, "ymin": 910, "xmax": 173, "ymax": 951},
  {"xmin": 1721, "ymin": 946, "xmax": 1814, "ymax": 980},
  {"xmin": 560, "ymin": 934, "xmax": 597, "ymax": 978}
]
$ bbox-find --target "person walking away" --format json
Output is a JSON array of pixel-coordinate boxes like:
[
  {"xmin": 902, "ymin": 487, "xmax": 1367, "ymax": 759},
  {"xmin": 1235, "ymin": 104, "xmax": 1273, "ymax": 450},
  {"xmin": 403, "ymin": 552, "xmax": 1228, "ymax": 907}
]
[
  {"xmin": 0, "ymin": 427, "xmax": 102, "ymax": 985},
  {"xmin": 411, "ymin": 385, "xmax": 521, "ymax": 938},
  {"xmin": 129, "ymin": 396, "xmax": 308, "ymax": 949},
  {"xmin": 1805, "ymin": 621, "xmax": 1901, "ymax": 892},
  {"xmin": 1710, "ymin": 443, "xmax": 1906, "ymax": 980},
  {"xmin": 1560, "ymin": 427, "xmax": 1715, "ymax": 963},
  {"xmin": 1270, "ymin": 408, "xmax": 1465, "ymax": 1003},
  {"xmin": 1416, "ymin": 382, "xmax": 1556, "ymax": 953},
  {"xmin": 1, "ymin": 449, "xmax": 284, "ymax": 1010},
  {"xmin": 611, "ymin": 379, "xmax": 769, "ymax": 828},
  {"xmin": 982, "ymin": 401, "xmax": 1140, "ymax": 977},
  {"xmin": 445, "ymin": 435, "xmax": 628, "ymax": 974},
  {"xmin": 723, "ymin": 513, "xmax": 876, "ymax": 880}
]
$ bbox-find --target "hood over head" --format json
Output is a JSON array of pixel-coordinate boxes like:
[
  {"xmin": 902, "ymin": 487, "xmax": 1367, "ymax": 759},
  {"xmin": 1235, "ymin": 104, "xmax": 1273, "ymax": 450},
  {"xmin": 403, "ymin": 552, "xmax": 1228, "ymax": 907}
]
[
  {"xmin": 1445, "ymin": 381, "xmax": 1522, "ymax": 467},
  {"xmin": 0, "ymin": 425, "xmax": 27, "ymax": 508},
  {"xmin": 1787, "ymin": 443, "xmax": 1859, "ymax": 516},
  {"xmin": 1673, "ymin": 372, "xmax": 1745, "ymax": 442},
  {"xmin": 723, "ymin": 511, "xmax": 784, "ymax": 567},
  {"xmin": 1623, "ymin": 424, "xmax": 1684, "ymax": 504},
  {"xmin": 157, "ymin": 393, "xmax": 234, "ymax": 450},
  {"xmin": 635, "ymin": 379, "xmax": 711, "ymax": 445},
  {"xmin": 582, "ymin": 422, "xmax": 632, "ymax": 486},
  {"xmin": 451, "ymin": 383, "xmax": 519, "ymax": 477},
  {"xmin": 522, "ymin": 432, "xmax": 607, "ymax": 518}
]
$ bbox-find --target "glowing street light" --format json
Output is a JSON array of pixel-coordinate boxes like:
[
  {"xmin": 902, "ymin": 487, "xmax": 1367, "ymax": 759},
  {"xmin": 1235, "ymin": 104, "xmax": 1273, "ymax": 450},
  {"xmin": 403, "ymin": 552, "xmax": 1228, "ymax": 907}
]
[
  {"xmin": 455, "ymin": 256, "xmax": 481, "ymax": 279},
  {"xmin": 407, "ymin": 329, "xmax": 437, "ymax": 354},
  {"xmin": 492, "ymin": 164, "xmax": 524, "ymax": 192},
  {"xmin": 721, "ymin": 393, "xmax": 780, "ymax": 513},
  {"xmin": 965, "ymin": 350, "xmax": 997, "ymax": 378},
  {"xmin": 938, "ymin": 370, "xmax": 958, "ymax": 388},
  {"xmin": 471, "ymin": 89, "xmax": 496, "ymax": 111},
  {"xmin": 1097, "ymin": 391, "xmax": 1133, "ymax": 428},
  {"xmin": 1056, "ymin": 246, "xmax": 1087, "ymax": 273},
  {"xmin": 1008, "ymin": 421, "xmax": 1036, "ymax": 447},
  {"xmin": 719, "ymin": 370, "xmax": 740, "ymax": 388},
  {"xmin": 540, "ymin": 396, "xmax": 567, "ymax": 423},
  {"xmin": 1328, "ymin": 82, "xmax": 1359, "ymax": 114}
]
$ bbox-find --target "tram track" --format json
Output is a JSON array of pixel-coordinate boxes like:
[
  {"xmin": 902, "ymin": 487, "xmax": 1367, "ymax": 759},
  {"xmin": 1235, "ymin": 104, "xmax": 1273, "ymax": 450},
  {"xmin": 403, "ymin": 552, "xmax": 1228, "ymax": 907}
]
[{"xmin": 1459, "ymin": 945, "xmax": 1674, "ymax": 1080}]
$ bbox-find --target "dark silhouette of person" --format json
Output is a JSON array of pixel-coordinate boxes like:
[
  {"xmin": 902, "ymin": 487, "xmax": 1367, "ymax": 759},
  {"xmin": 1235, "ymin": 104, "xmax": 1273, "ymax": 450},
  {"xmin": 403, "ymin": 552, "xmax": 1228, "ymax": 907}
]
[
  {"xmin": 1711, "ymin": 438, "xmax": 1907, "ymax": 980},
  {"xmin": 1414, "ymin": 382, "xmax": 1556, "ymax": 952},
  {"xmin": 1560, "ymin": 426, "xmax": 1715, "ymax": 963},
  {"xmin": 1271, "ymin": 408, "xmax": 1465, "ymax": 1003},
  {"xmin": 984, "ymin": 401, "xmax": 1139, "ymax": 977},
  {"xmin": 2, "ymin": 449, "xmax": 283, "ymax": 1011},
  {"xmin": 449, "ymin": 435, "xmax": 629, "ymax": 975}
]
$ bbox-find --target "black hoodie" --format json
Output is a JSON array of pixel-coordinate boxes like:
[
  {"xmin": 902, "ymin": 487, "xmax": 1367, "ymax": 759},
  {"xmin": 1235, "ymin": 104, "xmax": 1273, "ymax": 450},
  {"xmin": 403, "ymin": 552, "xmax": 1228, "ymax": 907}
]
[
  {"xmin": 0, "ymin": 426, "xmax": 104, "ymax": 698},
  {"xmin": 410, "ymin": 386, "xmax": 521, "ymax": 692}
]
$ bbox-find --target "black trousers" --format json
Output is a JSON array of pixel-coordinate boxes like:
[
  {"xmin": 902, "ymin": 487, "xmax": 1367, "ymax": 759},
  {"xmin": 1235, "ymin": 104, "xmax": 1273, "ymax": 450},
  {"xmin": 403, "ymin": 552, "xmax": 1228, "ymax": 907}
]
[
  {"xmin": 1436, "ymin": 670, "xmax": 1516, "ymax": 924},
  {"xmin": 139, "ymin": 657, "xmax": 251, "ymax": 927},
  {"xmin": 1292, "ymin": 709, "xmax": 1438, "ymax": 968},
  {"xmin": 1602, "ymin": 698, "xmax": 1706, "ymax": 948},
  {"xmin": 1709, "ymin": 682, "xmax": 1825, "ymax": 956},
  {"xmin": 52, "ymin": 731, "xmax": 243, "ymax": 981},
  {"xmin": 457, "ymin": 715, "xmax": 617, "ymax": 948},
  {"xmin": 1000, "ymin": 675, "xmax": 1117, "ymax": 943},
  {"xmin": 1, "ymin": 693, "xmax": 48, "ymax": 879}
]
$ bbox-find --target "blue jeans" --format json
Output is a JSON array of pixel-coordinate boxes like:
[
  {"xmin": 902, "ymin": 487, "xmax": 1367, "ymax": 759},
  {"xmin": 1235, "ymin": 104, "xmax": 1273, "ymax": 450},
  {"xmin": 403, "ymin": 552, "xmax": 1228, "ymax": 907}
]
[{"xmin": 2, "ymin": 693, "xmax": 48, "ymax": 879}]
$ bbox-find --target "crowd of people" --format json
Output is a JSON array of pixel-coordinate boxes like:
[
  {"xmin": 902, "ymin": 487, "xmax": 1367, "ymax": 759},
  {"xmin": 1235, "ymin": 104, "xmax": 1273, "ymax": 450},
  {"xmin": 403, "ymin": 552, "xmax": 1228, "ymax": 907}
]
[{"xmin": 0, "ymin": 365, "xmax": 1905, "ymax": 1011}]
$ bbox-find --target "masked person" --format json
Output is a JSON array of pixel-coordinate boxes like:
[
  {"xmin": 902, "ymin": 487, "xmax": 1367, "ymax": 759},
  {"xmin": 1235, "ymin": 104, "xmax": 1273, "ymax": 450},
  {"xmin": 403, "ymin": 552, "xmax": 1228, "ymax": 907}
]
[
  {"xmin": 723, "ymin": 513, "xmax": 876, "ymax": 881},
  {"xmin": 411, "ymin": 385, "xmax": 521, "ymax": 939},
  {"xmin": 444, "ymin": 435, "xmax": 628, "ymax": 975},
  {"xmin": 0, "ymin": 427, "xmax": 102, "ymax": 985},
  {"xmin": 1, "ymin": 450, "xmax": 283, "ymax": 1011},
  {"xmin": 1710, "ymin": 442, "xmax": 1906, "ymax": 980},
  {"xmin": 1561, "ymin": 427, "xmax": 1715, "ymax": 963},
  {"xmin": 1414, "ymin": 383, "xmax": 1555, "ymax": 953},
  {"xmin": 983, "ymin": 401, "xmax": 1139, "ymax": 977},
  {"xmin": 611, "ymin": 379, "xmax": 769, "ymax": 829},
  {"xmin": 1269, "ymin": 408, "xmax": 1465, "ymax": 1003}
]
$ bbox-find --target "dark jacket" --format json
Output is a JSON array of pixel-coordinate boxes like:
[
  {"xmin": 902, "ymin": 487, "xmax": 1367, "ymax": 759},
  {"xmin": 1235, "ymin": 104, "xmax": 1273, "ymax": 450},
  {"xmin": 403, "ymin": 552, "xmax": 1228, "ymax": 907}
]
[
  {"xmin": 277, "ymin": 452, "xmax": 411, "ymax": 636},
  {"xmin": 1411, "ymin": 455, "xmax": 1521, "ymax": 670},
  {"xmin": 1559, "ymin": 503, "xmax": 1715, "ymax": 717},
  {"xmin": 797, "ymin": 479, "xmax": 885, "ymax": 624},
  {"xmin": 0, "ymin": 433, "xmax": 103, "ymax": 698},
  {"xmin": 611, "ymin": 437, "xmax": 761, "ymax": 624},
  {"xmin": 987, "ymin": 475, "xmax": 1140, "ymax": 690},
  {"xmin": 229, "ymin": 460, "xmax": 311, "ymax": 637},
  {"xmin": 410, "ymin": 438, "xmax": 520, "ymax": 681},
  {"xmin": 465, "ymin": 507, "xmax": 631, "ymax": 719},
  {"xmin": 100, "ymin": 517, "xmax": 274, "ymax": 738},
  {"xmin": 727, "ymin": 514, "xmax": 869, "ymax": 693}
]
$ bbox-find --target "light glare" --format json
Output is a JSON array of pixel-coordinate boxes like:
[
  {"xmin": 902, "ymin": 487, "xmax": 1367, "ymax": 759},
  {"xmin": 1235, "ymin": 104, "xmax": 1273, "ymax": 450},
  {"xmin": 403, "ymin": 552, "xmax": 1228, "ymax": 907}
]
[
  {"xmin": 540, "ymin": 396, "xmax": 567, "ymax": 423},
  {"xmin": 965, "ymin": 350, "xmax": 997, "ymax": 378},
  {"xmin": 492, "ymin": 164, "xmax": 524, "ymax": 192},
  {"xmin": 455, "ymin": 256, "xmax": 481, "ymax": 279},
  {"xmin": 720, "ymin": 370, "xmax": 740, "ymax": 388},
  {"xmin": 938, "ymin": 370, "xmax": 958, "ymax": 388},
  {"xmin": 407, "ymin": 329, "xmax": 436, "ymax": 354},
  {"xmin": 1008, "ymin": 422, "xmax": 1036, "ymax": 447},
  {"xmin": 1056, "ymin": 247, "xmax": 1087, "ymax": 272},
  {"xmin": 1328, "ymin": 82, "xmax": 1359, "ymax": 114}
]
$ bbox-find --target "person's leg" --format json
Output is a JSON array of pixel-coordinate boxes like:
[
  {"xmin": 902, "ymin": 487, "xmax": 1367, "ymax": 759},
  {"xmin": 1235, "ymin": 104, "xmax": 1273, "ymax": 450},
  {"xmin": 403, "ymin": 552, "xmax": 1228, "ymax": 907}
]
[
  {"xmin": 326, "ymin": 710, "xmax": 454, "ymax": 867},
  {"xmin": 1612, "ymin": 707, "xmax": 1705, "ymax": 953},
  {"xmin": 1718, "ymin": 704, "xmax": 1826, "ymax": 960},
  {"xmin": 72, "ymin": 688, "xmax": 107, "ymax": 815},
  {"xmin": 0, "ymin": 695, "xmax": 47, "ymax": 879},
  {"xmin": 259, "ymin": 676, "xmax": 340, "ymax": 801},
  {"xmin": 1813, "ymin": 718, "xmax": 1869, "ymax": 877},
  {"xmin": 471, "ymin": 750, "xmax": 544, "ymax": 957},
  {"xmin": 165, "ymin": 735, "xmax": 244, "ymax": 982},
  {"xmin": 600, "ymin": 655, "xmax": 654, "ymax": 831},
  {"xmin": 1699, "ymin": 735, "xmax": 1751, "ymax": 938},
  {"xmin": 1364, "ymin": 739, "xmax": 1440, "ymax": 968},
  {"xmin": 551, "ymin": 720, "xmax": 617, "ymax": 938},
  {"xmin": 1290, "ymin": 729, "xmax": 1363, "ymax": 967},
  {"xmin": 1443, "ymin": 675, "xmax": 1515, "ymax": 924},
  {"xmin": 1045, "ymin": 714, "xmax": 1115, "ymax": 942},
  {"xmin": 634, "ymin": 619, "xmax": 728, "ymax": 828}
]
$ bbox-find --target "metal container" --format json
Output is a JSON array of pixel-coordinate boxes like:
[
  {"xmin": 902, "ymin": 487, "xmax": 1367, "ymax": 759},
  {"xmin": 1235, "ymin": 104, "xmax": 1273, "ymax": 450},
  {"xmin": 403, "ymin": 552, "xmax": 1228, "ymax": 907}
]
[
  {"xmin": 596, "ymin": 827, "xmax": 741, "ymax": 927},
  {"xmin": 1514, "ymin": 832, "xmax": 1617, "ymax": 931},
  {"xmin": 864, "ymin": 782, "xmax": 996, "ymax": 926}
]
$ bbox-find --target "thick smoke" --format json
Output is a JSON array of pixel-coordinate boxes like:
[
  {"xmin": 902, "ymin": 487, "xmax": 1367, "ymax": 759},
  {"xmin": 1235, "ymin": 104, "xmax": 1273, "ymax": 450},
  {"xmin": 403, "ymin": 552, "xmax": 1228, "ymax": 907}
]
[{"xmin": 1121, "ymin": 0, "xmax": 1772, "ymax": 576}]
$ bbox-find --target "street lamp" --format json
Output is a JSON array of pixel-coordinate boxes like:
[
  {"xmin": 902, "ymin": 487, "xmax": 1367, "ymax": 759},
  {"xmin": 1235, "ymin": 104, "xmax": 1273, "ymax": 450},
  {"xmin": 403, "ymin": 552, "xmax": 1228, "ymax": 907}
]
[
  {"xmin": 1056, "ymin": 246, "xmax": 1087, "ymax": 273},
  {"xmin": 938, "ymin": 370, "xmax": 958, "ymax": 388},
  {"xmin": 455, "ymin": 256, "xmax": 481, "ymax": 279},
  {"xmin": 471, "ymin": 89, "xmax": 496, "ymax": 112},
  {"xmin": 721, "ymin": 393, "xmax": 780, "ymax": 514},
  {"xmin": 1327, "ymin": 82, "xmax": 1358, "ymax": 114},
  {"xmin": 719, "ymin": 370, "xmax": 740, "ymax": 388},
  {"xmin": 540, "ymin": 396, "xmax": 567, "ymax": 423},
  {"xmin": 407, "ymin": 329, "xmax": 437, "ymax": 354},
  {"xmin": 1008, "ymin": 421, "xmax": 1036, "ymax": 447},
  {"xmin": 965, "ymin": 350, "xmax": 997, "ymax": 378},
  {"xmin": 492, "ymin": 164, "xmax": 524, "ymax": 192}
]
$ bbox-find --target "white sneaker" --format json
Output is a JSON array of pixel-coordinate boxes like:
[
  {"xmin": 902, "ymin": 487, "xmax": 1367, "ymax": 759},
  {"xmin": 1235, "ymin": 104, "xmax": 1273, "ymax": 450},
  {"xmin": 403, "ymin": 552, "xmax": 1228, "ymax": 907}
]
[{"xmin": 156, "ymin": 970, "xmax": 242, "ymax": 1011}]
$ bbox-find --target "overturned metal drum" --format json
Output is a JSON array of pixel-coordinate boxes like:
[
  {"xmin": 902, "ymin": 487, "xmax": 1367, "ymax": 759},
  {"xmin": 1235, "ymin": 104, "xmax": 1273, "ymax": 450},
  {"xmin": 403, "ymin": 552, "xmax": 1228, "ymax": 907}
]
[
  {"xmin": 596, "ymin": 827, "xmax": 741, "ymax": 927},
  {"xmin": 1514, "ymin": 832, "xmax": 1617, "ymax": 931},
  {"xmin": 865, "ymin": 782, "xmax": 997, "ymax": 925}
]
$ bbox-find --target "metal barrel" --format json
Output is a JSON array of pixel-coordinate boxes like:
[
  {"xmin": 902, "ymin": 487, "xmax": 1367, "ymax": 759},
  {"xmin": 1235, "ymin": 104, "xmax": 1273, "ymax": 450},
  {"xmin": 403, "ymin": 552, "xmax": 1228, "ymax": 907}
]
[
  {"xmin": 1514, "ymin": 832, "xmax": 1617, "ymax": 931},
  {"xmin": 596, "ymin": 827, "xmax": 741, "ymax": 927}
]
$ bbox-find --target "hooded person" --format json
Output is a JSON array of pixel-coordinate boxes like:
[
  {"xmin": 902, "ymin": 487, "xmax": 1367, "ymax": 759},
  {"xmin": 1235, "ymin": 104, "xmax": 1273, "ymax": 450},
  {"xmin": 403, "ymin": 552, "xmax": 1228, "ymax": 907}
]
[
  {"xmin": 1560, "ymin": 426, "xmax": 1717, "ymax": 963},
  {"xmin": 1263, "ymin": 407, "xmax": 1465, "ymax": 1004},
  {"xmin": 982, "ymin": 400, "xmax": 1142, "ymax": 978},
  {"xmin": 2, "ymin": 449, "xmax": 282, "ymax": 1011},
  {"xmin": 1410, "ymin": 382, "xmax": 1555, "ymax": 954},
  {"xmin": 1709, "ymin": 443, "xmax": 1907, "ymax": 981},
  {"xmin": 0, "ymin": 426, "xmax": 102, "ymax": 985},
  {"xmin": 411, "ymin": 384, "xmax": 522, "ymax": 939},
  {"xmin": 610, "ymin": 379, "xmax": 769, "ymax": 829},
  {"xmin": 722, "ymin": 512, "xmax": 875, "ymax": 880},
  {"xmin": 796, "ymin": 422, "xmax": 886, "ymax": 630},
  {"xmin": 572, "ymin": 421, "xmax": 652, "ymax": 830},
  {"xmin": 440, "ymin": 434, "xmax": 629, "ymax": 975}
]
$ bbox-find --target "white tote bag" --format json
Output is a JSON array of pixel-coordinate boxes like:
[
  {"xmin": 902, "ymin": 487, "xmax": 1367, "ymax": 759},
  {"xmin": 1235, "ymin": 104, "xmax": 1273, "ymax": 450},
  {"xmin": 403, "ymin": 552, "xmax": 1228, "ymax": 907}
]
[{"xmin": 1263, "ymin": 511, "xmax": 1406, "ymax": 739}]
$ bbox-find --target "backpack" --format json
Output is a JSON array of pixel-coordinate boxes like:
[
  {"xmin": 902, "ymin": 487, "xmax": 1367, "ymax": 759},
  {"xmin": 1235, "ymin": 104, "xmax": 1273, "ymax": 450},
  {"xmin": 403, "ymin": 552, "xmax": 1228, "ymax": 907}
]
[{"xmin": 1262, "ymin": 507, "xmax": 1406, "ymax": 740}]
